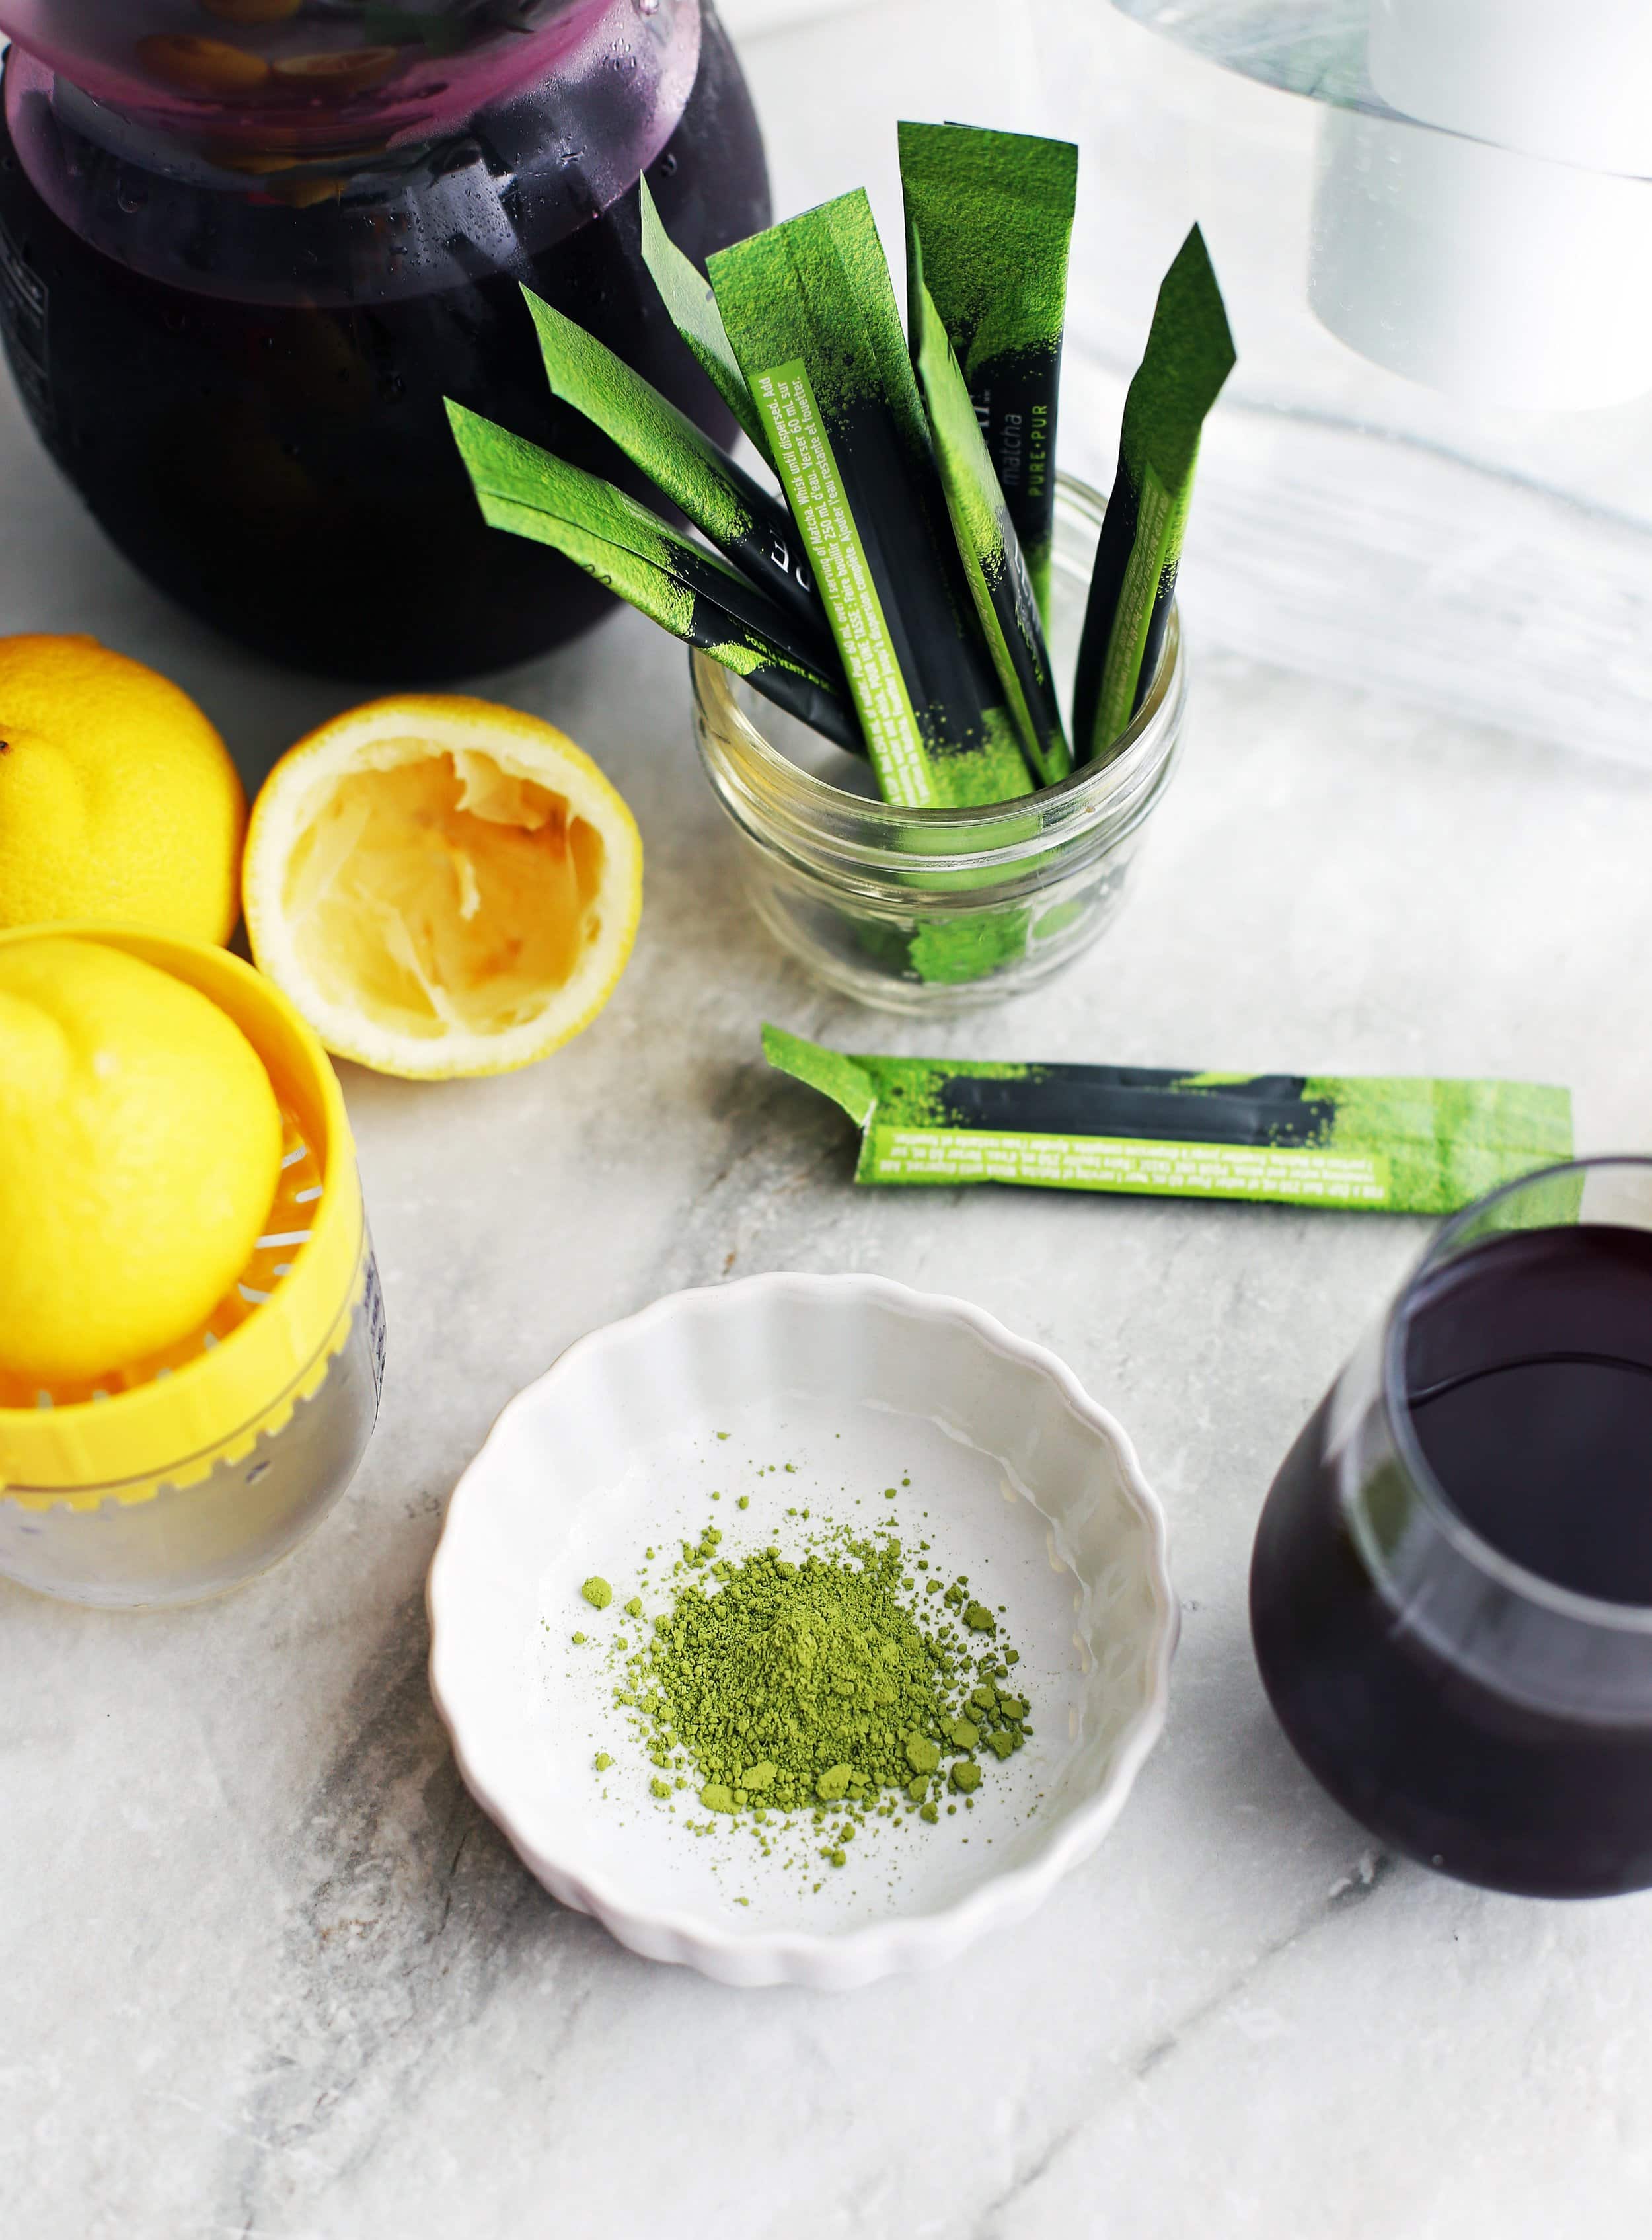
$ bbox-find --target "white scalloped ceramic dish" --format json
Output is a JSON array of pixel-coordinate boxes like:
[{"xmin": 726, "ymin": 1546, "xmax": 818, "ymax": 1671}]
[{"xmin": 427, "ymin": 1272, "xmax": 1176, "ymax": 1989}]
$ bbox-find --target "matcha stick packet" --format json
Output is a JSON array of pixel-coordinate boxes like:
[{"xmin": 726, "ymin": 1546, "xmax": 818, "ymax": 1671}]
[
  {"xmin": 708, "ymin": 190, "xmax": 1033, "ymax": 810},
  {"xmin": 897, "ymin": 123, "xmax": 1077, "ymax": 623},
  {"xmin": 638, "ymin": 178, "xmax": 774, "ymax": 469},
  {"xmin": 765, "ymin": 1027, "xmax": 1573, "ymax": 1214},
  {"xmin": 448, "ymin": 405, "xmax": 860, "ymax": 751},
  {"xmin": 909, "ymin": 233, "xmax": 1070, "ymax": 788},
  {"xmin": 447, "ymin": 399, "xmax": 847, "ymax": 696},
  {"xmin": 519, "ymin": 287, "xmax": 827, "ymax": 657},
  {"xmin": 1072, "ymin": 225, "xmax": 1234, "ymax": 768}
]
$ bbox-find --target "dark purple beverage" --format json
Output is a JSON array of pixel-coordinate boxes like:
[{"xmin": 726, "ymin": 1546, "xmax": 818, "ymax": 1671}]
[
  {"xmin": 1252, "ymin": 1200, "xmax": 1652, "ymax": 1898},
  {"xmin": 0, "ymin": 2, "xmax": 768, "ymax": 680}
]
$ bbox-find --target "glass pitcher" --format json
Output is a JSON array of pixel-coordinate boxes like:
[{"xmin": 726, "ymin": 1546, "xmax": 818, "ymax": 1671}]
[{"xmin": 0, "ymin": 1, "xmax": 769, "ymax": 678}]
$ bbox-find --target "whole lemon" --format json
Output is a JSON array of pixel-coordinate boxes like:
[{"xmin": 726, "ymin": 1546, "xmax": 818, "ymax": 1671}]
[
  {"xmin": 0, "ymin": 937, "xmax": 282, "ymax": 1386},
  {"xmin": 0, "ymin": 634, "xmax": 246, "ymax": 943}
]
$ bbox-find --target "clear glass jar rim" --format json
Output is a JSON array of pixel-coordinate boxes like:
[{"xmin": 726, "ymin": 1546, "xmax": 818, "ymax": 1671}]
[
  {"xmin": 691, "ymin": 474, "xmax": 1185, "ymax": 874},
  {"xmin": 1380, "ymin": 1153, "xmax": 1652, "ymax": 1632}
]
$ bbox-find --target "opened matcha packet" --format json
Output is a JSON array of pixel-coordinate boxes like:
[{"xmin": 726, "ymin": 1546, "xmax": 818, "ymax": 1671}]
[
  {"xmin": 638, "ymin": 178, "xmax": 775, "ymax": 469},
  {"xmin": 897, "ymin": 123, "xmax": 1077, "ymax": 623},
  {"xmin": 448, "ymin": 405, "xmax": 860, "ymax": 750},
  {"xmin": 518, "ymin": 286, "xmax": 827, "ymax": 655},
  {"xmin": 709, "ymin": 190, "xmax": 1032, "ymax": 810},
  {"xmin": 1072, "ymin": 225, "xmax": 1235, "ymax": 767},
  {"xmin": 765, "ymin": 1027, "xmax": 1573, "ymax": 1214},
  {"xmin": 909, "ymin": 235, "xmax": 1070, "ymax": 788}
]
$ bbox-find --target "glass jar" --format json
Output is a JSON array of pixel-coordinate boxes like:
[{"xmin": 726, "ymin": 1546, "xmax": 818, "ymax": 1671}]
[
  {"xmin": 0, "ymin": 927, "xmax": 383, "ymax": 1609},
  {"xmin": 691, "ymin": 474, "xmax": 1189, "ymax": 1013}
]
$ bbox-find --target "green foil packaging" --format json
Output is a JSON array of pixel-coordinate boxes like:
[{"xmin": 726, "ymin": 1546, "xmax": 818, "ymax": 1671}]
[
  {"xmin": 909, "ymin": 235, "xmax": 1070, "ymax": 787},
  {"xmin": 764, "ymin": 1028, "xmax": 1573, "ymax": 1214},
  {"xmin": 1072, "ymin": 225, "xmax": 1234, "ymax": 767},
  {"xmin": 708, "ymin": 190, "xmax": 1032, "ymax": 810},
  {"xmin": 897, "ymin": 122, "xmax": 1077, "ymax": 623},
  {"xmin": 638, "ymin": 178, "xmax": 775, "ymax": 469},
  {"xmin": 447, "ymin": 404, "xmax": 860, "ymax": 751},
  {"xmin": 519, "ymin": 286, "xmax": 829, "ymax": 657}
]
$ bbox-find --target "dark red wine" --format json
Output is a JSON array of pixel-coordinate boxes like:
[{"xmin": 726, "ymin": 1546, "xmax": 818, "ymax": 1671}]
[
  {"xmin": 1252, "ymin": 1223, "xmax": 1652, "ymax": 1897},
  {"xmin": 0, "ymin": 13, "xmax": 768, "ymax": 681}
]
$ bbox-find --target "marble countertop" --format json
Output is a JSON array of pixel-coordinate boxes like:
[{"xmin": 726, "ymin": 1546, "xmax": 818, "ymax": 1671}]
[{"xmin": 7, "ymin": 4, "xmax": 1652, "ymax": 2234}]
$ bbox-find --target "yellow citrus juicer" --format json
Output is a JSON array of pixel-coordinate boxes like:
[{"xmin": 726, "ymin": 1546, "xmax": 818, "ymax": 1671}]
[{"xmin": 0, "ymin": 925, "xmax": 383, "ymax": 1607}]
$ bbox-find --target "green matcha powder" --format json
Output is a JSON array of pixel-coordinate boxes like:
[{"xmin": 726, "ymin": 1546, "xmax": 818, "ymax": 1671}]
[{"xmin": 581, "ymin": 1507, "xmax": 1031, "ymax": 1864}]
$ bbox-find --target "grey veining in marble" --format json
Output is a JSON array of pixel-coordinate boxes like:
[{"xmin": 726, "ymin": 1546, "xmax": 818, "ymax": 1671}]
[{"xmin": 7, "ymin": 4, "xmax": 1652, "ymax": 2235}]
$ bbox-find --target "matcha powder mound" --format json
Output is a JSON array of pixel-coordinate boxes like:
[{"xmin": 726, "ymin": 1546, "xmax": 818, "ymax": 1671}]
[{"xmin": 610, "ymin": 1529, "xmax": 1032, "ymax": 1830}]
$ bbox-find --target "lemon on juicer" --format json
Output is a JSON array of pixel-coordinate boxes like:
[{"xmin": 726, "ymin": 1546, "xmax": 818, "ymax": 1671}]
[
  {"xmin": 0, "ymin": 633, "xmax": 246, "ymax": 943},
  {"xmin": 0, "ymin": 937, "xmax": 283, "ymax": 1387}
]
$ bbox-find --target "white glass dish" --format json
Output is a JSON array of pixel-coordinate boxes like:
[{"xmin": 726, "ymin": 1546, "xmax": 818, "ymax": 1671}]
[{"xmin": 427, "ymin": 1271, "xmax": 1176, "ymax": 1990}]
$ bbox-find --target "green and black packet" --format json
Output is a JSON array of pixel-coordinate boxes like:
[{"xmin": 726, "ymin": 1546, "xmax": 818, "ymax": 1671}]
[
  {"xmin": 638, "ymin": 177, "xmax": 775, "ymax": 470},
  {"xmin": 443, "ymin": 121, "xmax": 1234, "ymax": 845},
  {"xmin": 909, "ymin": 235, "xmax": 1069, "ymax": 789},
  {"xmin": 708, "ymin": 189, "xmax": 1032, "ymax": 812},
  {"xmin": 518, "ymin": 286, "xmax": 828, "ymax": 655},
  {"xmin": 765, "ymin": 1027, "xmax": 1573, "ymax": 1214},
  {"xmin": 447, "ymin": 404, "xmax": 860, "ymax": 750},
  {"xmin": 1072, "ymin": 224, "xmax": 1234, "ymax": 767},
  {"xmin": 897, "ymin": 122, "xmax": 1078, "ymax": 624}
]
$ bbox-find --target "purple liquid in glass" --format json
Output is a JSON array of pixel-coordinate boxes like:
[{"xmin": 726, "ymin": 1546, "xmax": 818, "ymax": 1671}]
[{"xmin": 1252, "ymin": 1219, "xmax": 1652, "ymax": 1897}]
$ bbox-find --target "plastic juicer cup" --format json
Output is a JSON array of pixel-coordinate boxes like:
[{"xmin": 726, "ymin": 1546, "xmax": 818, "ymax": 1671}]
[{"xmin": 0, "ymin": 927, "xmax": 384, "ymax": 1609}]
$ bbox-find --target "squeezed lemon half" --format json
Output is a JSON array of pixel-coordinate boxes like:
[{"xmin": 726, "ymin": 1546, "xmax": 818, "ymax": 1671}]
[{"xmin": 243, "ymin": 695, "xmax": 642, "ymax": 1079}]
